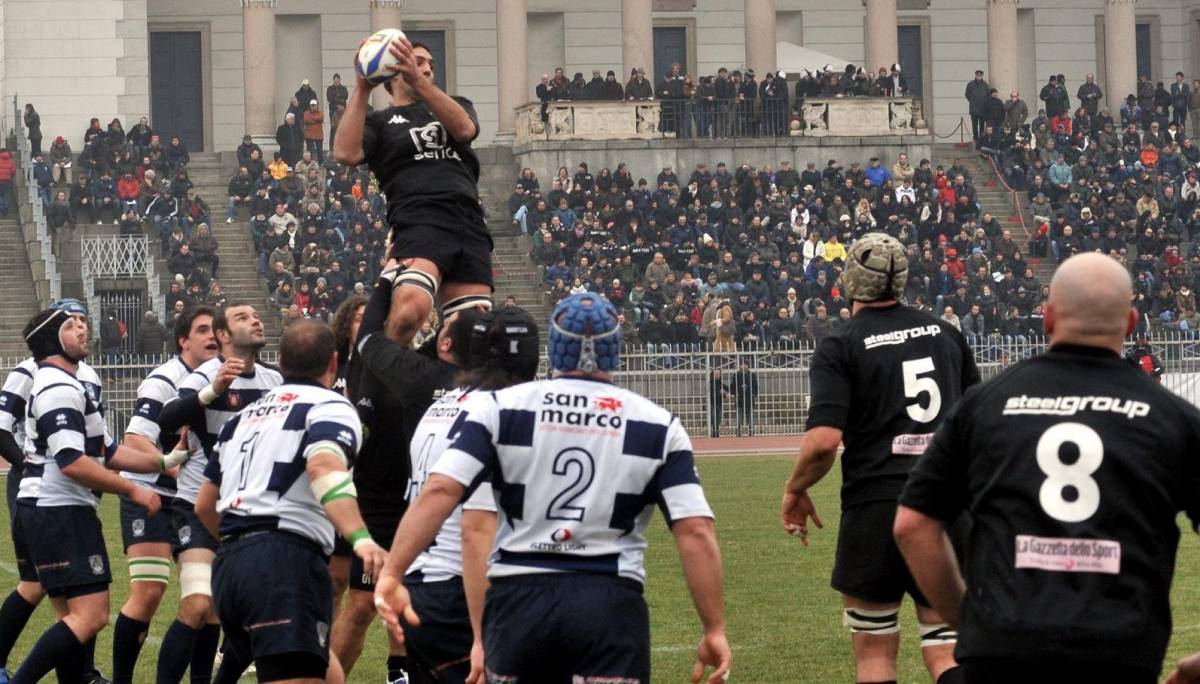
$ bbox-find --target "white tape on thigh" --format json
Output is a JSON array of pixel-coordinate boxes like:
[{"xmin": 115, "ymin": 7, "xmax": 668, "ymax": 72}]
[
  {"xmin": 918, "ymin": 622, "xmax": 958, "ymax": 647},
  {"xmin": 843, "ymin": 608, "xmax": 900, "ymax": 634},
  {"xmin": 128, "ymin": 556, "xmax": 172, "ymax": 584},
  {"xmin": 179, "ymin": 561, "xmax": 212, "ymax": 598},
  {"xmin": 394, "ymin": 269, "xmax": 438, "ymax": 304}
]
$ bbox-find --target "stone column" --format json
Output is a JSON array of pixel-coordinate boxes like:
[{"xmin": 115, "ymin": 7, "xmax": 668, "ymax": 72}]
[
  {"xmin": 986, "ymin": 0, "xmax": 1019, "ymax": 97},
  {"xmin": 622, "ymin": 0, "xmax": 653, "ymax": 81},
  {"xmin": 241, "ymin": 0, "xmax": 277, "ymax": 147},
  {"xmin": 744, "ymin": 0, "xmax": 777, "ymax": 76},
  {"xmin": 370, "ymin": 0, "xmax": 404, "ymax": 110},
  {"xmin": 495, "ymin": 0, "xmax": 528, "ymax": 144},
  {"xmin": 1104, "ymin": 0, "xmax": 1137, "ymax": 110},
  {"xmin": 864, "ymin": 0, "xmax": 898, "ymax": 74}
]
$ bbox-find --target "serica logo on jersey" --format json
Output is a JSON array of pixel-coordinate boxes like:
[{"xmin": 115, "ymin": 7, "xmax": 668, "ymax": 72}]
[
  {"xmin": 540, "ymin": 392, "xmax": 623, "ymax": 429},
  {"xmin": 409, "ymin": 122, "xmax": 462, "ymax": 162}
]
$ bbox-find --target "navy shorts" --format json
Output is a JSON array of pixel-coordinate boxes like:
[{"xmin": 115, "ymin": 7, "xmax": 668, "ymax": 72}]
[
  {"xmin": 170, "ymin": 497, "xmax": 219, "ymax": 554},
  {"xmin": 331, "ymin": 534, "xmax": 352, "ymax": 558},
  {"xmin": 120, "ymin": 493, "xmax": 178, "ymax": 551},
  {"xmin": 213, "ymin": 531, "xmax": 333, "ymax": 669},
  {"xmin": 11, "ymin": 500, "xmax": 38, "ymax": 583},
  {"xmin": 483, "ymin": 574, "xmax": 650, "ymax": 683},
  {"xmin": 401, "ymin": 575, "xmax": 473, "ymax": 683},
  {"xmin": 348, "ymin": 518, "xmax": 398, "ymax": 592},
  {"xmin": 389, "ymin": 223, "xmax": 494, "ymax": 289},
  {"xmin": 27, "ymin": 505, "xmax": 111, "ymax": 597}
]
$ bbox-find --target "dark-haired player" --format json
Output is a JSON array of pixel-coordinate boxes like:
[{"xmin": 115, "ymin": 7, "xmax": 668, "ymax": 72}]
[
  {"xmin": 110, "ymin": 306, "xmax": 218, "ymax": 684},
  {"xmin": 896, "ymin": 253, "xmax": 1200, "ymax": 683},
  {"xmin": 333, "ymin": 35, "xmax": 492, "ymax": 347},
  {"xmin": 155, "ymin": 303, "xmax": 281, "ymax": 683},
  {"xmin": 781, "ymin": 233, "xmax": 979, "ymax": 684},
  {"xmin": 397, "ymin": 307, "xmax": 540, "ymax": 683}
]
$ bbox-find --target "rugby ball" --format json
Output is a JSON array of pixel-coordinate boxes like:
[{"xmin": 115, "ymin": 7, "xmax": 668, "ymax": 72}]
[{"xmin": 356, "ymin": 28, "xmax": 406, "ymax": 85}]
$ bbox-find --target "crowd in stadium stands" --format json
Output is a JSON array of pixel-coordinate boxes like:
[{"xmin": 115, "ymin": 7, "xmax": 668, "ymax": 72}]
[
  {"xmin": 511, "ymin": 152, "xmax": 1052, "ymax": 350},
  {"xmin": 536, "ymin": 62, "xmax": 908, "ymax": 138},
  {"xmin": 965, "ymin": 69, "xmax": 1200, "ymax": 334}
]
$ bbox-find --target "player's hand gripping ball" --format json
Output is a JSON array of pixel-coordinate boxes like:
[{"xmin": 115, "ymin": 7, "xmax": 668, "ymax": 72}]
[{"xmin": 356, "ymin": 28, "xmax": 407, "ymax": 85}]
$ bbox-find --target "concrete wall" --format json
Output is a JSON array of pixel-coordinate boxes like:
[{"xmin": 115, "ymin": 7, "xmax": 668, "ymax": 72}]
[{"xmin": 511, "ymin": 135, "xmax": 933, "ymax": 190}]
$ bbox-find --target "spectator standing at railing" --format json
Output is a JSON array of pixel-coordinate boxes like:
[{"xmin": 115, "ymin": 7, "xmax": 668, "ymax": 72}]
[
  {"xmin": 135, "ymin": 311, "xmax": 167, "ymax": 355},
  {"xmin": 302, "ymin": 100, "xmax": 325, "ymax": 163},
  {"xmin": 626, "ymin": 67, "xmax": 653, "ymax": 100},
  {"xmin": 23, "ymin": 103, "xmax": 42, "ymax": 157},
  {"xmin": 276, "ymin": 113, "xmax": 304, "ymax": 167},
  {"xmin": 965, "ymin": 71, "xmax": 990, "ymax": 141},
  {"xmin": 732, "ymin": 360, "xmax": 758, "ymax": 437}
]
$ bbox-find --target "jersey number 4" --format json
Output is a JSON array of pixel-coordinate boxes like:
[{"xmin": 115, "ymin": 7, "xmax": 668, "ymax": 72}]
[
  {"xmin": 902, "ymin": 357, "xmax": 941, "ymax": 423},
  {"xmin": 1036, "ymin": 422, "xmax": 1103, "ymax": 522}
]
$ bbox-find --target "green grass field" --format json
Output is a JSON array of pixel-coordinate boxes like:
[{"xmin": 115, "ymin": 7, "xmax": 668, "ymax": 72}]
[{"xmin": 2, "ymin": 454, "xmax": 1199, "ymax": 682}]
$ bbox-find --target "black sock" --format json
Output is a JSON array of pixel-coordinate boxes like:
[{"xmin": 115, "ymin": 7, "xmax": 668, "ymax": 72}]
[
  {"xmin": 387, "ymin": 655, "xmax": 410, "ymax": 679},
  {"xmin": 0, "ymin": 591, "xmax": 37, "ymax": 667},
  {"xmin": 188, "ymin": 624, "xmax": 220, "ymax": 683},
  {"xmin": 111, "ymin": 613, "xmax": 151, "ymax": 684},
  {"xmin": 937, "ymin": 666, "xmax": 963, "ymax": 684},
  {"xmin": 156, "ymin": 620, "xmax": 199, "ymax": 684},
  {"xmin": 83, "ymin": 635, "xmax": 99, "ymax": 673},
  {"xmin": 210, "ymin": 647, "xmax": 249, "ymax": 684},
  {"xmin": 11, "ymin": 621, "xmax": 83, "ymax": 683}
]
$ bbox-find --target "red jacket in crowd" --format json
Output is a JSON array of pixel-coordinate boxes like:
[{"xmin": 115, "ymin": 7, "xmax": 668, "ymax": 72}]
[
  {"xmin": 0, "ymin": 151, "xmax": 15, "ymax": 183},
  {"xmin": 118, "ymin": 176, "xmax": 141, "ymax": 201}
]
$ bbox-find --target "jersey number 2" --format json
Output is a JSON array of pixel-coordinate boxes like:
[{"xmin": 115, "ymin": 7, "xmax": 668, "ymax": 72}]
[
  {"xmin": 546, "ymin": 448, "xmax": 595, "ymax": 521},
  {"xmin": 902, "ymin": 357, "xmax": 941, "ymax": 423},
  {"xmin": 1036, "ymin": 422, "xmax": 1103, "ymax": 522}
]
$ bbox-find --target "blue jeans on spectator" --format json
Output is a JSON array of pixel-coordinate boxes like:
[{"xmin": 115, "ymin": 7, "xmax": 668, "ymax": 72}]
[
  {"xmin": 38, "ymin": 184, "xmax": 51, "ymax": 209},
  {"xmin": 0, "ymin": 182, "xmax": 9, "ymax": 216},
  {"xmin": 513, "ymin": 205, "xmax": 529, "ymax": 234}
]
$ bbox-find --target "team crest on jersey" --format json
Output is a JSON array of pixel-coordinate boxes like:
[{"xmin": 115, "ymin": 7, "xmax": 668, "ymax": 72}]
[
  {"xmin": 409, "ymin": 122, "xmax": 462, "ymax": 162},
  {"xmin": 88, "ymin": 555, "xmax": 104, "ymax": 575},
  {"xmin": 132, "ymin": 519, "xmax": 145, "ymax": 537},
  {"xmin": 179, "ymin": 525, "xmax": 192, "ymax": 545},
  {"xmin": 227, "ymin": 391, "xmax": 241, "ymax": 409}
]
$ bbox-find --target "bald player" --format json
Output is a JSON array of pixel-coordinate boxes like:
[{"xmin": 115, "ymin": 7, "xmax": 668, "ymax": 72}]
[{"xmin": 896, "ymin": 253, "xmax": 1200, "ymax": 683}]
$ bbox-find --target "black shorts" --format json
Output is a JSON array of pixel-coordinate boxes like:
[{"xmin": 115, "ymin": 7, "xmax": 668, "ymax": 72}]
[
  {"xmin": 389, "ymin": 223, "xmax": 494, "ymax": 289},
  {"xmin": 120, "ymin": 493, "xmax": 178, "ymax": 551},
  {"xmin": 11, "ymin": 500, "xmax": 38, "ymax": 583},
  {"xmin": 348, "ymin": 518, "xmax": 398, "ymax": 592},
  {"xmin": 27, "ymin": 505, "xmax": 111, "ymax": 597},
  {"xmin": 213, "ymin": 531, "xmax": 333, "ymax": 669},
  {"xmin": 170, "ymin": 497, "xmax": 219, "ymax": 554},
  {"xmin": 401, "ymin": 576, "xmax": 473, "ymax": 682},
  {"xmin": 832, "ymin": 500, "xmax": 929, "ymax": 606},
  {"xmin": 483, "ymin": 574, "xmax": 650, "ymax": 683},
  {"xmin": 959, "ymin": 657, "xmax": 1157, "ymax": 684}
]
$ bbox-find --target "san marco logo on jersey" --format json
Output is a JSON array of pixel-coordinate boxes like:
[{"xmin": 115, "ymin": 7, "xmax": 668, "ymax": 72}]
[{"xmin": 540, "ymin": 392, "xmax": 623, "ymax": 429}]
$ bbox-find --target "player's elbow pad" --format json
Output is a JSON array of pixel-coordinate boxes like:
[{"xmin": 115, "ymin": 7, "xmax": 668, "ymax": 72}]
[{"xmin": 311, "ymin": 470, "xmax": 357, "ymax": 506}]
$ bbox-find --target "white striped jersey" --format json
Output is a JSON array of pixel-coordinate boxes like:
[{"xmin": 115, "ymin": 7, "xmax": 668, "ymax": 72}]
[
  {"xmin": 26, "ymin": 363, "xmax": 115, "ymax": 508},
  {"xmin": 0, "ymin": 358, "xmax": 38, "ymax": 458},
  {"xmin": 406, "ymin": 387, "xmax": 497, "ymax": 583},
  {"xmin": 204, "ymin": 381, "xmax": 362, "ymax": 555},
  {"xmin": 434, "ymin": 377, "xmax": 714, "ymax": 585},
  {"xmin": 172, "ymin": 358, "xmax": 282, "ymax": 504},
  {"xmin": 18, "ymin": 361, "xmax": 105, "ymax": 502},
  {"xmin": 122, "ymin": 356, "xmax": 194, "ymax": 496}
]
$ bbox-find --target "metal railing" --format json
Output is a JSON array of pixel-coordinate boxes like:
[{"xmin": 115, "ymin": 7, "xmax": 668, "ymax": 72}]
[
  {"xmin": 11, "ymin": 96, "xmax": 60, "ymax": 304},
  {"xmin": 4, "ymin": 333, "xmax": 1200, "ymax": 441},
  {"xmin": 81, "ymin": 235, "xmax": 157, "ymax": 335}
]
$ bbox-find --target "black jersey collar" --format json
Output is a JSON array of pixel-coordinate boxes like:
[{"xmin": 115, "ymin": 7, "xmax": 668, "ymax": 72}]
[{"xmin": 1047, "ymin": 343, "xmax": 1121, "ymax": 359}]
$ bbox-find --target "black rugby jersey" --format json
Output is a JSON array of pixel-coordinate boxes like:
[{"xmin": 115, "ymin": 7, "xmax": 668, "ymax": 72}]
[
  {"xmin": 361, "ymin": 99, "xmax": 485, "ymax": 232},
  {"xmin": 900, "ymin": 344, "xmax": 1200, "ymax": 672},
  {"xmin": 806, "ymin": 303, "xmax": 979, "ymax": 508}
]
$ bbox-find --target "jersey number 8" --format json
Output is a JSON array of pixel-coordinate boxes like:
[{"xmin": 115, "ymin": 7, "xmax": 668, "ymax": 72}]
[{"xmin": 1036, "ymin": 422, "xmax": 1103, "ymax": 523}]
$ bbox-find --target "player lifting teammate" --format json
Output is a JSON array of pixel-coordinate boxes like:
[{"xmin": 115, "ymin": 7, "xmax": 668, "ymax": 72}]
[
  {"xmin": 895, "ymin": 253, "xmax": 1200, "ymax": 684},
  {"xmin": 781, "ymin": 233, "xmax": 979, "ymax": 684},
  {"xmin": 375, "ymin": 292, "xmax": 731, "ymax": 684},
  {"xmin": 196, "ymin": 320, "xmax": 386, "ymax": 683},
  {"xmin": 155, "ymin": 303, "xmax": 281, "ymax": 683},
  {"xmin": 110, "ymin": 305, "xmax": 218, "ymax": 683},
  {"xmin": 396, "ymin": 306, "xmax": 540, "ymax": 683},
  {"xmin": 333, "ymin": 34, "xmax": 493, "ymax": 346}
]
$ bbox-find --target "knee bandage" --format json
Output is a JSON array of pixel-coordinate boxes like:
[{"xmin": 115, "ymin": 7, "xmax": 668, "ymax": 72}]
[
  {"xmin": 843, "ymin": 607, "xmax": 900, "ymax": 635},
  {"xmin": 179, "ymin": 562, "xmax": 212, "ymax": 598},
  {"xmin": 128, "ymin": 556, "xmax": 171, "ymax": 585},
  {"xmin": 919, "ymin": 622, "xmax": 958, "ymax": 647},
  {"xmin": 394, "ymin": 269, "xmax": 438, "ymax": 304},
  {"xmin": 442, "ymin": 294, "xmax": 493, "ymax": 318}
]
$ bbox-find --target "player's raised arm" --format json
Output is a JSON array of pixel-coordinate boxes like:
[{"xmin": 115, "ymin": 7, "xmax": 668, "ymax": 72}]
[
  {"xmin": 332, "ymin": 71, "xmax": 371, "ymax": 167},
  {"xmin": 391, "ymin": 38, "xmax": 477, "ymax": 143}
]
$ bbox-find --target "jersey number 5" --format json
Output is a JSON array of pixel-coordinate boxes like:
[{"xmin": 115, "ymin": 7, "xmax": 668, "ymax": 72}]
[
  {"xmin": 1036, "ymin": 422, "xmax": 1103, "ymax": 522},
  {"xmin": 902, "ymin": 357, "xmax": 941, "ymax": 423}
]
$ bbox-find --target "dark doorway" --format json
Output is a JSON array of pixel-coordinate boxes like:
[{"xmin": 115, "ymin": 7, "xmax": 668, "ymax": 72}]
[
  {"xmin": 406, "ymin": 30, "xmax": 449, "ymax": 92},
  {"xmin": 897, "ymin": 25, "xmax": 923, "ymax": 97},
  {"xmin": 653, "ymin": 26, "xmax": 687, "ymax": 82},
  {"xmin": 149, "ymin": 31, "xmax": 204, "ymax": 152},
  {"xmin": 1135, "ymin": 23, "xmax": 1152, "ymax": 80}
]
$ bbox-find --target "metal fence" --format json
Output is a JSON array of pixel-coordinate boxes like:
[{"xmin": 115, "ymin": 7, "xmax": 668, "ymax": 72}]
[
  {"xmin": 11, "ymin": 95, "xmax": 60, "ymax": 304},
  {"xmin": 6, "ymin": 333, "xmax": 1200, "ymax": 441}
]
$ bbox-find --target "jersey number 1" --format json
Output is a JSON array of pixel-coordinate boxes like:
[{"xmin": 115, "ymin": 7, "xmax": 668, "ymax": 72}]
[{"xmin": 1036, "ymin": 422, "xmax": 1103, "ymax": 523}]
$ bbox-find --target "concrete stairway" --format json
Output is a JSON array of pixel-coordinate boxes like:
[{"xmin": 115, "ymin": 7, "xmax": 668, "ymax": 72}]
[
  {"xmin": 931, "ymin": 142, "xmax": 1055, "ymax": 285},
  {"xmin": 490, "ymin": 231, "xmax": 550, "ymax": 325},
  {"xmin": 182, "ymin": 152, "xmax": 282, "ymax": 350},
  {"xmin": 0, "ymin": 217, "xmax": 41, "ymax": 359}
]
